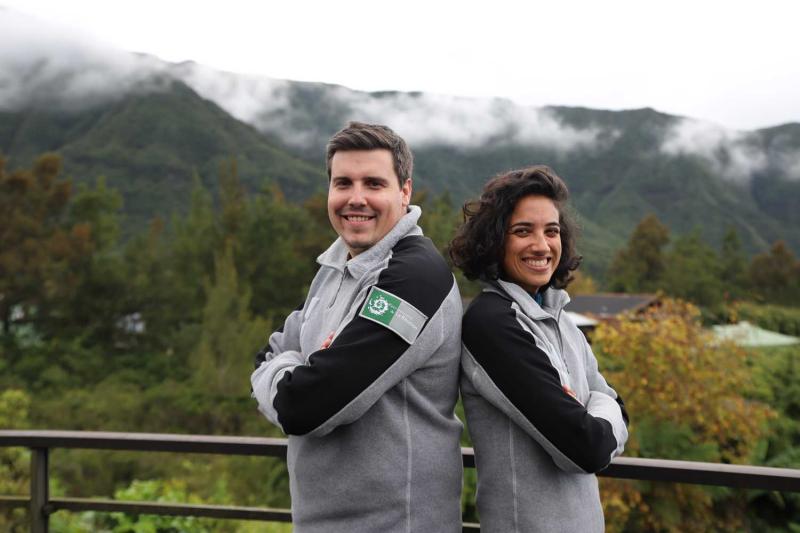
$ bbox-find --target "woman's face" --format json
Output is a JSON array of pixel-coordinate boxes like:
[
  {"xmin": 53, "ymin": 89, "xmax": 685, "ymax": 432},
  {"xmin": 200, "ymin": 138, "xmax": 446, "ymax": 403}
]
[{"xmin": 502, "ymin": 194, "xmax": 562, "ymax": 294}]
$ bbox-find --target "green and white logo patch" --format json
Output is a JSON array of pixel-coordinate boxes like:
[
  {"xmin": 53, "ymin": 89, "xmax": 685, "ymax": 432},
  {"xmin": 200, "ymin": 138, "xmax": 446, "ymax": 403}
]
[{"xmin": 359, "ymin": 286, "xmax": 427, "ymax": 344}]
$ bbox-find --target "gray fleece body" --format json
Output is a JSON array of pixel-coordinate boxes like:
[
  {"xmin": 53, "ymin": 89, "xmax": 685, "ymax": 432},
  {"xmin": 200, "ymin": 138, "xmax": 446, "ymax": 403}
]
[
  {"xmin": 461, "ymin": 280, "xmax": 628, "ymax": 533},
  {"xmin": 251, "ymin": 207, "xmax": 463, "ymax": 533}
]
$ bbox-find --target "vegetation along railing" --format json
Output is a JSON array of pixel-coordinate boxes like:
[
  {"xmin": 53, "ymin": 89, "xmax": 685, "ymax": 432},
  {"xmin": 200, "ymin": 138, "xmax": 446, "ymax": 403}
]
[{"xmin": 2, "ymin": 430, "xmax": 800, "ymax": 533}]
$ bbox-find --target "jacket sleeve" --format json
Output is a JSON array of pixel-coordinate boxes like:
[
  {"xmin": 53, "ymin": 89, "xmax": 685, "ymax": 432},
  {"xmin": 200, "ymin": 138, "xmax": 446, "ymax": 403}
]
[
  {"xmin": 250, "ymin": 302, "xmax": 305, "ymax": 427},
  {"xmin": 579, "ymin": 324, "xmax": 629, "ymax": 460},
  {"xmin": 265, "ymin": 236, "xmax": 457, "ymax": 437},
  {"xmin": 461, "ymin": 292, "xmax": 621, "ymax": 474}
]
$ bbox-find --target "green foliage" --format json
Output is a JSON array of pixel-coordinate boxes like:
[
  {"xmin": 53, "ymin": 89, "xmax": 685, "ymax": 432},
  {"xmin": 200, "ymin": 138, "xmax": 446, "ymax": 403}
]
[
  {"xmin": 749, "ymin": 241, "xmax": 800, "ymax": 306},
  {"xmin": 720, "ymin": 226, "xmax": 749, "ymax": 299},
  {"xmin": 0, "ymin": 153, "xmax": 93, "ymax": 334},
  {"xmin": 733, "ymin": 302, "xmax": 800, "ymax": 336},
  {"xmin": 1, "ymin": 81, "xmax": 327, "ymax": 237},
  {"xmin": 413, "ymin": 189, "xmax": 459, "ymax": 256},
  {"xmin": 746, "ymin": 345, "xmax": 800, "ymax": 530},
  {"xmin": 50, "ymin": 477, "xmax": 292, "ymax": 533},
  {"xmin": 0, "ymin": 389, "xmax": 31, "ymax": 532},
  {"xmin": 607, "ymin": 216, "xmax": 798, "ymax": 312},
  {"xmin": 191, "ymin": 243, "xmax": 269, "ymax": 401},
  {"xmin": 592, "ymin": 299, "xmax": 774, "ymax": 532},
  {"xmin": 109, "ymin": 479, "xmax": 228, "ymax": 532},
  {"xmin": 3, "ymin": 150, "xmax": 799, "ymax": 531},
  {"xmin": 607, "ymin": 214, "xmax": 670, "ymax": 292},
  {"xmin": 660, "ymin": 230, "xmax": 724, "ymax": 308},
  {"xmin": 237, "ymin": 183, "xmax": 330, "ymax": 320}
]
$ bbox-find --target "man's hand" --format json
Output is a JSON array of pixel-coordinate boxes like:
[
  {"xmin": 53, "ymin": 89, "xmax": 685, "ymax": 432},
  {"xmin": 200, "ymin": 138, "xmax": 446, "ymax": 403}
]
[{"xmin": 321, "ymin": 331, "xmax": 335, "ymax": 349}]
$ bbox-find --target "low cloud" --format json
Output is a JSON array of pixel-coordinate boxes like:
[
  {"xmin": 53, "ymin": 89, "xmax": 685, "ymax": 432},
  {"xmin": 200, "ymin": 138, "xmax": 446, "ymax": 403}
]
[
  {"xmin": 0, "ymin": 9, "xmax": 172, "ymax": 111},
  {"xmin": 334, "ymin": 91, "xmax": 611, "ymax": 151},
  {"xmin": 1, "ymin": 8, "xmax": 612, "ymax": 154},
  {"xmin": 660, "ymin": 119, "xmax": 767, "ymax": 182},
  {"xmin": 169, "ymin": 61, "xmax": 612, "ymax": 152},
  {"xmin": 660, "ymin": 119, "xmax": 800, "ymax": 182}
]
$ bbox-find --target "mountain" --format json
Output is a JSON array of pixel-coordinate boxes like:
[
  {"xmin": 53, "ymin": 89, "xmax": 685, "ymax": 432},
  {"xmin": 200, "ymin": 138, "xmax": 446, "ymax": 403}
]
[
  {"xmin": 2, "ymin": 20, "xmax": 799, "ymax": 275},
  {"xmin": 161, "ymin": 64, "xmax": 800, "ymax": 261},
  {"xmin": 0, "ymin": 80, "xmax": 326, "ymax": 231}
]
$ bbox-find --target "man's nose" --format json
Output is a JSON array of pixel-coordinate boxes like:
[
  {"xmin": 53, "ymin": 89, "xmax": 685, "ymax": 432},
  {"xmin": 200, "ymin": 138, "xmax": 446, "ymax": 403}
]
[{"xmin": 347, "ymin": 185, "xmax": 367, "ymax": 206}]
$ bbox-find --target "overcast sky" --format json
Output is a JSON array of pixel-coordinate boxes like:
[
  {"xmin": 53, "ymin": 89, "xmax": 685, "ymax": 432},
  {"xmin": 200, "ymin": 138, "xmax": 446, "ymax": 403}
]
[{"xmin": 4, "ymin": 0, "xmax": 800, "ymax": 130}]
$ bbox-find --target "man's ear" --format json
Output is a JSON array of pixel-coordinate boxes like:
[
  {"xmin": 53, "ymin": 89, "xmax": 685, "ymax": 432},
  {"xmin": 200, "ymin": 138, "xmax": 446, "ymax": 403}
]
[{"xmin": 401, "ymin": 178, "xmax": 413, "ymax": 208}]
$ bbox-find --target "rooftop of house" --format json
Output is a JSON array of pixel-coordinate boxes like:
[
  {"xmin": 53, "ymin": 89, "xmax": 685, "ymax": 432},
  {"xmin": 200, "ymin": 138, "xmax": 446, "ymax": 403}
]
[{"xmin": 564, "ymin": 293, "xmax": 658, "ymax": 318}]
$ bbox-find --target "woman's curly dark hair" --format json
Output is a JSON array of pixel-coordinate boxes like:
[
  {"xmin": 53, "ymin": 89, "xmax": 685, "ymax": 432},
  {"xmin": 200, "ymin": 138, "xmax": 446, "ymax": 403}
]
[{"xmin": 449, "ymin": 165, "xmax": 582, "ymax": 290}]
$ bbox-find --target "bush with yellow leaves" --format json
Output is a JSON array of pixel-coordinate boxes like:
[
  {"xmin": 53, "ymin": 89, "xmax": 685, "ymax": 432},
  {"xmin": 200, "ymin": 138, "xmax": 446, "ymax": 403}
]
[{"xmin": 592, "ymin": 298, "xmax": 774, "ymax": 532}]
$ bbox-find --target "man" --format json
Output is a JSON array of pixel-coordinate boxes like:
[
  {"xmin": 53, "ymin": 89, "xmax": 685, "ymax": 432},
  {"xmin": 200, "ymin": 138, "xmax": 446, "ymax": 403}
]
[{"xmin": 250, "ymin": 122, "xmax": 463, "ymax": 533}]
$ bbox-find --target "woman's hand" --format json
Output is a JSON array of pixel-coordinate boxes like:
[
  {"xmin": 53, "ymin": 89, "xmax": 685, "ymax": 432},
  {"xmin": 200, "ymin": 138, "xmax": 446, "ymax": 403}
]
[{"xmin": 563, "ymin": 385, "xmax": 583, "ymax": 406}]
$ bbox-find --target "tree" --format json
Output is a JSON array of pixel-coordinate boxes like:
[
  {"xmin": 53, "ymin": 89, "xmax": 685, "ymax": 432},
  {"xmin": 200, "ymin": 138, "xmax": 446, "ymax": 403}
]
[
  {"xmin": 169, "ymin": 174, "xmax": 222, "ymax": 323},
  {"xmin": 190, "ymin": 243, "xmax": 269, "ymax": 431},
  {"xmin": 661, "ymin": 231, "xmax": 724, "ymax": 308},
  {"xmin": 413, "ymin": 189, "xmax": 460, "ymax": 256},
  {"xmin": 568, "ymin": 270, "xmax": 598, "ymax": 294},
  {"xmin": 746, "ymin": 345, "xmax": 800, "ymax": 530},
  {"xmin": 238, "ymin": 184, "xmax": 325, "ymax": 320},
  {"xmin": 0, "ymin": 389, "xmax": 30, "ymax": 532},
  {"xmin": 749, "ymin": 241, "xmax": 800, "ymax": 306},
  {"xmin": 591, "ymin": 299, "xmax": 773, "ymax": 532},
  {"xmin": 47, "ymin": 177, "xmax": 127, "ymax": 344},
  {"xmin": 0, "ymin": 154, "xmax": 93, "ymax": 333},
  {"xmin": 607, "ymin": 214, "xmax": 670, "ymax": 293},
  {"xmin": 219, "ymin": 159, "xmax": 246, "ymax": 244},
  {"xmin": 719, "ymin": 226, "xmax": 748, "ymax": 300}
]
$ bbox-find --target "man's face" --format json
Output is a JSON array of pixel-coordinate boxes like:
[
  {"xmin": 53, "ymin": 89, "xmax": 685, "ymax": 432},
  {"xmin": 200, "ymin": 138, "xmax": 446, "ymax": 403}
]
[{"xmin": 328, "ymin": 149, "xmax": 412, "ymax": 257}]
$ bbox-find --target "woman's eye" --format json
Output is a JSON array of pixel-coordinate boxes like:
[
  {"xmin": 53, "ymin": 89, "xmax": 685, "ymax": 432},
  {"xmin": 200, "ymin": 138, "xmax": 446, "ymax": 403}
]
[{"xmin": 512, "ymin": 228, "xmax": 531, "ymax": 237}]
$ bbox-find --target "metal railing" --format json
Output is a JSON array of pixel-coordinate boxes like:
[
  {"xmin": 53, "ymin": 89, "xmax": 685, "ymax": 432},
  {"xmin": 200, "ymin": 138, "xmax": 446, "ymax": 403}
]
[{"xmin": 2, "ymin": 430, "xmax": 800, "ymax": 532}]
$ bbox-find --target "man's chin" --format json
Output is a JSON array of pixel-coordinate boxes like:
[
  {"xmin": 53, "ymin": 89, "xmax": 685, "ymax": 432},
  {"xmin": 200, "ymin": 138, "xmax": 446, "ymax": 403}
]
[{"xmin": 343, "ymin": 238, "xmax": 374, "ymax": 257}]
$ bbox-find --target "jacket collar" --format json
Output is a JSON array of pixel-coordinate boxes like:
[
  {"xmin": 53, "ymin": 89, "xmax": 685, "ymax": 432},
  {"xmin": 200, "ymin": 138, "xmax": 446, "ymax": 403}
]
[
  {"xmin": 490, "ymin": 279, "xmax": 571, "ymax": 320},
  {"xmin": 317, "ymin": 205, "xmax": 423, "ymax": 277}
]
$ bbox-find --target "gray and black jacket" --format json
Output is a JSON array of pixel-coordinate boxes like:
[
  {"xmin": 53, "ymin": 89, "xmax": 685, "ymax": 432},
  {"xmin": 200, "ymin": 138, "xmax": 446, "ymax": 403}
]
[
  {"xmin": 251, "ymin": 206, "xmax": 463, "ymax": 533},
  {"xmin": 461, "ymin": 279, "xmax": 629, "ymax": 533}
]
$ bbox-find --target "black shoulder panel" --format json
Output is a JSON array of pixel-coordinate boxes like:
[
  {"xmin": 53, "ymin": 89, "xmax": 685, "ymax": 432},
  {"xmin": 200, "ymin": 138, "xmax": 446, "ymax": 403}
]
[
  {"xmin": 275, "ymin": 236, "xmax": 454, "ymax": 435},
  {"xmin": 463, "ymin": 291, "xmax": 618, "ymax": 473}
]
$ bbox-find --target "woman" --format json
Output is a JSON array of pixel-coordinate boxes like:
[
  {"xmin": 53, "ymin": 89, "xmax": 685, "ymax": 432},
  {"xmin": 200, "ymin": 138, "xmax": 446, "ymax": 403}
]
[{"xmin": 450, "ymin": 166, "xmax": 629, "ymax": 532}]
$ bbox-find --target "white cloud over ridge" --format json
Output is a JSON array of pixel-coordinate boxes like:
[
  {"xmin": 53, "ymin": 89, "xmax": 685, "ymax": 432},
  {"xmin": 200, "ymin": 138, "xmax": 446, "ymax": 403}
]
[
  {"xmin": 0, "ymin": 9, "xmax": 173, "ymax": 110},
  {"xmin": 2, "ymin": 6, "xmax": 797, "ymax": 179},
  {"xmin": 167, "ymin": 61, "xmax": 611, "ymax": 152},
  {"xmin": 0, "ymin": 8, "xmax": 611, "ymax": 153},
  {"xmin": 333, "ymin": 91, "xmax": 609, "ymax": 151},
  {"xmin": 660, "ymin": 119, "xmax": 800, "ymax": 183}
]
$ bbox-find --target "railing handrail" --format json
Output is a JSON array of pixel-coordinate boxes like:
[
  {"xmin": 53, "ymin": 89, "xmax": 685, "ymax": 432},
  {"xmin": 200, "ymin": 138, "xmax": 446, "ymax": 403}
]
[
  {"xmin": 2, "ymin": 429, "xmax": 800, "ymax": 533},
  {"xmin": 2, "ymin": 429, "xmax": 800, "ymax": 490}
]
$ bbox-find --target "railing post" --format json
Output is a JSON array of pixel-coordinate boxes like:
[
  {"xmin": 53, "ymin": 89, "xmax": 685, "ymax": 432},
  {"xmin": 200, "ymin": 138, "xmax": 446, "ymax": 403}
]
[{"xmin": 30, "ymin": 447, "xmax": 49, "ymax": 533}]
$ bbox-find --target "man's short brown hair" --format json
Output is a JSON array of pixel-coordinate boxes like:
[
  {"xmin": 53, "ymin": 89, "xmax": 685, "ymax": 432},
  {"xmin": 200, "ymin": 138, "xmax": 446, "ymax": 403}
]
[{"xmin": 326, "ymin": 121, "xmax": 413, "ymax": 187}]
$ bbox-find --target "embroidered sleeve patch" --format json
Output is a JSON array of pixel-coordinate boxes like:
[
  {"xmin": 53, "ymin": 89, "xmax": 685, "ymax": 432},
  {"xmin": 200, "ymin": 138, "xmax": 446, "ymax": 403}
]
[{"xmin": 358, "ymin": 286, "xmax": 428, "ymax": 344}]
